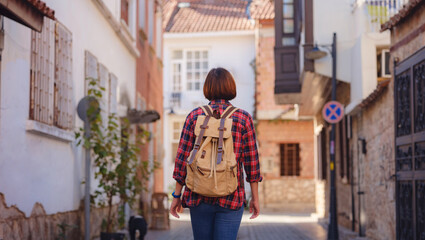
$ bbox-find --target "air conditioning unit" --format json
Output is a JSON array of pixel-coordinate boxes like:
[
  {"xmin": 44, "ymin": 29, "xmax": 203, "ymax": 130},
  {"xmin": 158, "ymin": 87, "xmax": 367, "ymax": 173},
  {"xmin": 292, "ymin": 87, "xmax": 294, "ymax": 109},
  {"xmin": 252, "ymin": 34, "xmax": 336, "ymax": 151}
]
[{"xmin": 377, "ymin": 49, "xmax": 391, "ymax": 78}]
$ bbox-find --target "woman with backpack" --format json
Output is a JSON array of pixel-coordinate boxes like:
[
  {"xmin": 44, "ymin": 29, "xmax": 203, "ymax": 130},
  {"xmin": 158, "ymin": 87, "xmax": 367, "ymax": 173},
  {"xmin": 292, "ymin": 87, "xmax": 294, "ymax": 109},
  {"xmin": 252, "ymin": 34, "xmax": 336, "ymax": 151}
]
[{"xmin": 170, "ymin": 67, "xmax": 262, "ymax": 240}]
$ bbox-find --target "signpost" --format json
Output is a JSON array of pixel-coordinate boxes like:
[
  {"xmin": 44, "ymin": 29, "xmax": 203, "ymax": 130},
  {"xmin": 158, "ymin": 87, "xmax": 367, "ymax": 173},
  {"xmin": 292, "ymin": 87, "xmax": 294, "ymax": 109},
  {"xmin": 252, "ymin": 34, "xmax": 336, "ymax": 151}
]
[
  {"xmin": 77, "ymin": 96, "xmax": 99, "ymax": 240},
  {"xmin": 322, "ymin": 101, "xmax": 344, "ymax": 124},
  {"xmin": 323, "ymin": 98, "xmax": 344, "ymax": 240}
]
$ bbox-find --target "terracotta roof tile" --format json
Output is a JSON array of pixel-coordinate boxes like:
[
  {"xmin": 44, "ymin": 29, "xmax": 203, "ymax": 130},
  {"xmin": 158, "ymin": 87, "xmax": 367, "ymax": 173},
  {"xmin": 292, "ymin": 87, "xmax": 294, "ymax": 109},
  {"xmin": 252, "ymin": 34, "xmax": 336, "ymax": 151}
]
[
  {"xmin": 381, "ymin": 0, "xmax": 424, "ymax": 31},
  {"xmin": 163, "ymin": 0, "xmax": 256, "ymax": 33},
  {"xmin": 26, "ymin": 0, "xmax": 55, "ymax": 20},
  {"xmin": 250, "ymin": 0, "xmax": 274, "ymax": 20},
  {"xmin": 359, "ymin": 79, "xmax": 390, "ymax": 108}
]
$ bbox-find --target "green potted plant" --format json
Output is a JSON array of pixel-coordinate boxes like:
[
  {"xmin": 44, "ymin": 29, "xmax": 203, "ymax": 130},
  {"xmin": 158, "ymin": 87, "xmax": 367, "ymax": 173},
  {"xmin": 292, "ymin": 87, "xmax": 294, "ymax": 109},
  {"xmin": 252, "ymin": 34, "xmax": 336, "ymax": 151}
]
[{"xmin": 76, "ymin": 78, "xmax": 153, "ymax": 240}]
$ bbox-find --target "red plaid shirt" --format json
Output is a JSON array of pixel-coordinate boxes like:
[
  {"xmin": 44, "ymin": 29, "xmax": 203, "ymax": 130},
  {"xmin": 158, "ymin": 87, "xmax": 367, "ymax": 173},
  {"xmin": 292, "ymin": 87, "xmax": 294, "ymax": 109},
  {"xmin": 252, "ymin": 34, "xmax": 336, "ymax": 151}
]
[{"xmin": 173, "ymin": 99, "xmax": 262, "ymax": 210}]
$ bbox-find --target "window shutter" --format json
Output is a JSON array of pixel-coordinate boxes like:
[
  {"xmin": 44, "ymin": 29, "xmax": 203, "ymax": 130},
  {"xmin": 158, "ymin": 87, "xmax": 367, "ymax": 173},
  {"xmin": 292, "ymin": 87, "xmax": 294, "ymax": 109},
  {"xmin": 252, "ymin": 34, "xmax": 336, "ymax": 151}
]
[
  {"xmin": 54, "ymin": 21, "xmax": 73, "ymax": 130},
  {"xmin": 84, "ymin": 51, "xmax": 99, "ymax": 95},
  {"xmin": 98, "ymin": 63, "xmax": 109, "ymax": 125},
  {"xmin": 30, "ymin": 17, "xmax": 55, "ymax": 125},
  {"xmin": 109, "ymin": 73, "xmax": 118, "ymax": 115}
]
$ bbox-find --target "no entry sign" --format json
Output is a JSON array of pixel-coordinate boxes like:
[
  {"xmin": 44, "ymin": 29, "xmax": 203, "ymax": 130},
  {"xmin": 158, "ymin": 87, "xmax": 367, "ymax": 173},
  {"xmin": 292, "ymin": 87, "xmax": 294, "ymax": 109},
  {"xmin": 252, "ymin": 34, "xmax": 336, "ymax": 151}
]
[{"xmin": 322, "ymin": 101, "xmax": 344, "ymax": 124}]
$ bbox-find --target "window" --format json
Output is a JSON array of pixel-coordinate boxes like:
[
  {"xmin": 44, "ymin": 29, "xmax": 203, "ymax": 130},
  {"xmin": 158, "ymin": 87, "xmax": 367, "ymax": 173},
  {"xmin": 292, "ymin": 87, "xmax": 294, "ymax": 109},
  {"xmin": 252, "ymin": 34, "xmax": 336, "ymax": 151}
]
[
  {"xmin": 171, "ymin": 120, "xmax": 184, "ymax": 162},
  {"xmin": 139, "ymin": 0, "xmax": 146, "ymax": 30},
  {"xmin": 274, "ymin": 0, "xmax": 303, "ymax": 94},
  {"xmin": 84, "ymin": 51, "xmax": 118, "ymax": 125},
  {"xmin": 121, "ymin": 0, "xmax": 129, "ymax": 25},
  {"xmin": 171, "ymin": 49, "xmax": 209, "ymax": 92},
  {"xmin": 280, "ymin": 143, "xmax": 301, "ymax": 176},
  {"xmin": 148, "ymin": 0, "xmax": 154, "ymax": 44},
  {"xmin": 186, "ymin": 50, "xmax": 208, "ymax": 90},
  {"xmin": 155, "ymin": 11, "xmax": 162, "ymax": 57},
  {"xmin": 282, "ymin": 0, "xmax": 296, "ymax": 46},
  {"xmin": 172, "ymin": 62, "xmax": 182, "ymax": 92},
  {"xmin": 30, "ymin": 17, "xmax": 73, "ymax": 130}
]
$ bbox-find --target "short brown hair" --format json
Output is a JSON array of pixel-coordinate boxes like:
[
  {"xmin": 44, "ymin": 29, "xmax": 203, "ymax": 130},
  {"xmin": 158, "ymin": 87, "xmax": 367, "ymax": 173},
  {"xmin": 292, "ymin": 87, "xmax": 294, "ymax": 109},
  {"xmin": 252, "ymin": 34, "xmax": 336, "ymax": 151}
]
[{"xmin": 203, "ymin": 68, "xmax": 237, "ymax": 101}]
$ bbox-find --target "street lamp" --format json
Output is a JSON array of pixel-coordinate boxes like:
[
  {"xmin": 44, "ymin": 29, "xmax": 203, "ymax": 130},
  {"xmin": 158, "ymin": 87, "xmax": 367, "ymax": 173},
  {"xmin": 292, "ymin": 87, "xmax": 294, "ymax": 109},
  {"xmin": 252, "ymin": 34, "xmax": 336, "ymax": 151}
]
[{"xmin": 305, "ymin": 32, "xmax": 339, "ymax": 240}]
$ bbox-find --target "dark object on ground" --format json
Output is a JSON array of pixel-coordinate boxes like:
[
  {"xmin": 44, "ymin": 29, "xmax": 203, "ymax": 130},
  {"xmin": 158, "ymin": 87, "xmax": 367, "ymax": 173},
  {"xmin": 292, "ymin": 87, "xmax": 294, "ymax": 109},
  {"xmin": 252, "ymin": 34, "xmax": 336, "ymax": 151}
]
[
  {"xmin": 100, "ymin": 232, "xmax": 125, "ymax": 240},
  {"xmin": 129, "ymin": 215, "xmax": 148, "ymax": 240}
]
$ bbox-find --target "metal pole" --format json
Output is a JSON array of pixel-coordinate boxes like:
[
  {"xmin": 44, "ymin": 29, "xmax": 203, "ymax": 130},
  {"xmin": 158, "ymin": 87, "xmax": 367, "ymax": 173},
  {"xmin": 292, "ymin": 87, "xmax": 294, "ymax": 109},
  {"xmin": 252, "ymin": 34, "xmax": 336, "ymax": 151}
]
[
  {"xmin": 328, "ymin": 32, "xmax": 339, "ymax": 240},
  {"xmin": 84, "ymin": 121, "xmax": 91, "ymax": 240}
]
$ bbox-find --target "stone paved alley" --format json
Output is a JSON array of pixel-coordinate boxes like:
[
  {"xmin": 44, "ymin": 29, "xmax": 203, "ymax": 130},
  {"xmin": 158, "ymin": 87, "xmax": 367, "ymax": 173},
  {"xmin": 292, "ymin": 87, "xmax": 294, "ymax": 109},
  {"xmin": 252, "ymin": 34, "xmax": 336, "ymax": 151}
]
[{"xmin": 145, "ymin": 209, "xmax": 327, "ymax": 240}]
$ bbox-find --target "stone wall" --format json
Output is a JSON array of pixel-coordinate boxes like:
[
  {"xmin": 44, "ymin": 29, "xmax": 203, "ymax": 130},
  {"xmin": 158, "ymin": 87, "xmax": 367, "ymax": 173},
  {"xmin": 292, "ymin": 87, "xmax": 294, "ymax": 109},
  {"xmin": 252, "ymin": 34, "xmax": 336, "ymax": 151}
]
[
  {"xmin": 0, "ymin": 193, "xmax": 120, "ymax": 240},
  {"xmin": 333, "ymin": 75, "xmax": 396, "ymax": 239},
  {"xmin": 256, "ymin": 120, "xmax": 315, "ymax": 210},
  {"xmin": 259, "ymin": 178, "xmax": 316, "ymax": 212}
]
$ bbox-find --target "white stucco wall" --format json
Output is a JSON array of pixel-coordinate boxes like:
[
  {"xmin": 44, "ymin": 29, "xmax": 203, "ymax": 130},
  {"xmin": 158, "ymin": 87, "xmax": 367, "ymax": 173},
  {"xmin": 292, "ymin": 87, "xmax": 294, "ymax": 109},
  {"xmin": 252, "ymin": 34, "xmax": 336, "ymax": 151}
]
[
  {"xmin": 0, "ymin": 0, "xmax": 136, "ymax": 216},
  {"xmin": 313, "ymin": 0, "xmax": 391, "ymax": 112},
  {"xmin": 162, "ymin": 31, "xmax": 256, "ymax": 192}
]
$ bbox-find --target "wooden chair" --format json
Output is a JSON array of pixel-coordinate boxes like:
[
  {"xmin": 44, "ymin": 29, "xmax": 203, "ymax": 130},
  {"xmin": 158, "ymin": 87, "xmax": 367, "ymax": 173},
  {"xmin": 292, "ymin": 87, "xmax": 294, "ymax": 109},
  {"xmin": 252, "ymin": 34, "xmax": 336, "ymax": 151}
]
[{"xmin": 150, "ymin": 192, "xmax": 170, "ymax": 229}]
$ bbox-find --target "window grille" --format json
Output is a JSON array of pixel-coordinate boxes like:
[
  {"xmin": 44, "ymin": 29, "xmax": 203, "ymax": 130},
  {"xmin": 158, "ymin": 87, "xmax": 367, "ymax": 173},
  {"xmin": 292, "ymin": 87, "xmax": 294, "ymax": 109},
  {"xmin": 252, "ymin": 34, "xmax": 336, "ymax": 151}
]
[
  {"xmin": 280, "ymin": 143, "xmax": 301, "ymax": 176},
  {"xmin": 30, "ymin": 18, "xmax": 73, "ymax": 130}
]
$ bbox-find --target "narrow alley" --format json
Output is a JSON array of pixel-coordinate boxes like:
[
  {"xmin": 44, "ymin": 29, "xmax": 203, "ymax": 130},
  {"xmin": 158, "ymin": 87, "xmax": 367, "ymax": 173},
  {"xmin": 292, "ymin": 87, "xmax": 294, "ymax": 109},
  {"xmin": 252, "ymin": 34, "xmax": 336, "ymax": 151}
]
[{"xmin": 146, "ymin": 209, "xmax": 327, "ymax": 240}]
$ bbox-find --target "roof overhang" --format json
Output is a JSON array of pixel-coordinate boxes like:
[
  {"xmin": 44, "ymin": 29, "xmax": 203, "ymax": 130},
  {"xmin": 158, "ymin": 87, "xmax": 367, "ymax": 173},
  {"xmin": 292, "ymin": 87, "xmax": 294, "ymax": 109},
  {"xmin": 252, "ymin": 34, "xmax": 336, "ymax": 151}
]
[
  {"xmin": 164, "ymin": 30, "xmax": 255, "ymax": 39},
  {"xmin": 275, "ymin": 71, "xmax": 350, "ymax": 117},
  {"xmin": 0, "ymin": 0, "xmax": 55, "ymax": 32}
]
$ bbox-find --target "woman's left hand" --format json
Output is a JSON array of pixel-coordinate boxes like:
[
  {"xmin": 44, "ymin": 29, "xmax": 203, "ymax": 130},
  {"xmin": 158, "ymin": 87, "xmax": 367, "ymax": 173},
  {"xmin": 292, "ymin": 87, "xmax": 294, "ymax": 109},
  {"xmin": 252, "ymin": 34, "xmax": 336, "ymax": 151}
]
[
  {"xmin": 249, "ymin": 198, "xmax": 260, "ymax": 219},
  {"xmin": 170, "ymin": 197, "xmax": 182, "ymax": 218}
]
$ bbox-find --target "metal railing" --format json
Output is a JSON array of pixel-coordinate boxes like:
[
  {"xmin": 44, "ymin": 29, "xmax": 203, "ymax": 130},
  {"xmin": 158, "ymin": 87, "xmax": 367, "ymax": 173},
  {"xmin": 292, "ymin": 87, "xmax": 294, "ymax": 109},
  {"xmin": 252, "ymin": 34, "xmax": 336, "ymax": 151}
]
[{"xmin": 365, "ymin": 0, "xmax": 409, "ymax": 32}]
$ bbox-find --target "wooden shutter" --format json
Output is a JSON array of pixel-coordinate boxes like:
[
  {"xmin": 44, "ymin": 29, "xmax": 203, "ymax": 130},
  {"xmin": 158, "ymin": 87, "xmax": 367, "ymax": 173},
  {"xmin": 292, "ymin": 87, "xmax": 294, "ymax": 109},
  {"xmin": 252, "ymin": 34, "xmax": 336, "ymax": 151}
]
[
  {"xmin": 54, "ymin": 21, "xmax": 73, "ymax": 130},
  {"xmin": 98, "ymin": 63, "xmax": 109, "ymax": 126},
  {"xmin": 109, "ymin": 73, "xmax": 118, "ymax": 115},
  {"xmin": 84, "ymin": 51, "xmax": 99, "ymax": 95},
  {"xmin": 30, "ymin": 17, "xmax": 55, "ymax": 125}
]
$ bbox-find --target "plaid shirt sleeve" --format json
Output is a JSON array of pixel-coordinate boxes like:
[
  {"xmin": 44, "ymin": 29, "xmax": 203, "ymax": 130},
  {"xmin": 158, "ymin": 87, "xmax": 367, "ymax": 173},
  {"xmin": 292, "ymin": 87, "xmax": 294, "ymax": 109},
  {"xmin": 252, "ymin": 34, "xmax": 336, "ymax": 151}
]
[
  {"xmin": 173, "ymin": 110, "xmax": 197, "ymax": 186},
  {"xmin": 242, "ymin": 113, "xmax": 263, "ymax": 183}
]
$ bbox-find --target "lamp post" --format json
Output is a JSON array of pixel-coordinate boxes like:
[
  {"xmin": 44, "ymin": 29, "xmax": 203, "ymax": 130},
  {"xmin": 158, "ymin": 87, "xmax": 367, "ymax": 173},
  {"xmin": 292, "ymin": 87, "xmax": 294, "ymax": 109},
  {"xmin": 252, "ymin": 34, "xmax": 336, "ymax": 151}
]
[{"xmin": 305, "ymin": 32, "xmax": 339, "ymax": 240}]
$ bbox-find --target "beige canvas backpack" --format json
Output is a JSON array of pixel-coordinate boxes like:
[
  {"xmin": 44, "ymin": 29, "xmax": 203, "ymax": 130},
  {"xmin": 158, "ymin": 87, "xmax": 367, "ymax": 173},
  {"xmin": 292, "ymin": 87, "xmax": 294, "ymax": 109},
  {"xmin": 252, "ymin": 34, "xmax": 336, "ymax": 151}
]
[{"xmin": 186, "ymin": 105, "xmax": 239, "ymax": 197}]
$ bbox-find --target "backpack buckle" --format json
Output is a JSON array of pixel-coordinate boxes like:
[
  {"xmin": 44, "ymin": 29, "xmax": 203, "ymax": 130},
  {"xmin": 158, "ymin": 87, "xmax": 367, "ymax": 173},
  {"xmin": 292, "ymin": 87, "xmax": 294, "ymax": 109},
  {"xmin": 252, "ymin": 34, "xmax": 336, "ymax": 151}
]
[
  {"xmin": 217, "ymin": 146, "xmax": 223, "ymax": 153},
  {"xmin": 217, "ymin": 127, "xmax": 226, "ymax": 131}
]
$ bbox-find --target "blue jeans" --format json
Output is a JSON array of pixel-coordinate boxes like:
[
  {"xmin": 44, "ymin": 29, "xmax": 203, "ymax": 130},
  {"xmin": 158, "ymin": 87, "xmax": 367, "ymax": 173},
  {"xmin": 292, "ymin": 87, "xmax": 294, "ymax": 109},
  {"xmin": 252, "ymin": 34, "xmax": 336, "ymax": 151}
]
[{"xmin": 189, "ymin": 203, "xmax": 244, "ymax": 240}]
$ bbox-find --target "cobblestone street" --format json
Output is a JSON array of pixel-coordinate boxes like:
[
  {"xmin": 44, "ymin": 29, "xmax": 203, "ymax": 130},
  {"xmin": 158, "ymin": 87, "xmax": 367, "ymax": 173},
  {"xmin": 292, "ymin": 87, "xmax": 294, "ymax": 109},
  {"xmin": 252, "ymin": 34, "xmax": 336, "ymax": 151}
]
[{"xmin": 146, "ymin": 209, "xmax": 327, "ymax": 240}]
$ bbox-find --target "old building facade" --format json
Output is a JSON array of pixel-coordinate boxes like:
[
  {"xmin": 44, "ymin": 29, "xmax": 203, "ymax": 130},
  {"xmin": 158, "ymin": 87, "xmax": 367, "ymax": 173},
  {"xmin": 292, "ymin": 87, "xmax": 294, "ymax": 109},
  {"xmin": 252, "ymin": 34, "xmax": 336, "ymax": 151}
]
[
  {"xmin": 0, "ymin": 0, "xmax": 163, "ymax": 239},
  {"xmin": 250, "ymin": 3, "xmax": 316, "ymax": 211},
  {"xmin": 380, "ymin": 1, "xmax": 425, "ymax": 239},
  {"xmin": 162, "ymin": 0, "xmax": 257, "ymax": 195},
  {"xmin": 270, "ymin": 0, "xmax": 413, "ymax": 239}
]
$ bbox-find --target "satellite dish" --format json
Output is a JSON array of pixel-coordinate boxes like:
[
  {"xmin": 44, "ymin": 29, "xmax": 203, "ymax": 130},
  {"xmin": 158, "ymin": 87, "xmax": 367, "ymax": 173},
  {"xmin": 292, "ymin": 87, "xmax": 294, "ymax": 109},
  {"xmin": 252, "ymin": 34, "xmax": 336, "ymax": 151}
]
[
  {"xmin": 127, "ymin": 109, "xmax": 160, "ymax": 124},
  {"xmin": 77, "ymin": 96, "xmax": 100, "ymax": 122}
]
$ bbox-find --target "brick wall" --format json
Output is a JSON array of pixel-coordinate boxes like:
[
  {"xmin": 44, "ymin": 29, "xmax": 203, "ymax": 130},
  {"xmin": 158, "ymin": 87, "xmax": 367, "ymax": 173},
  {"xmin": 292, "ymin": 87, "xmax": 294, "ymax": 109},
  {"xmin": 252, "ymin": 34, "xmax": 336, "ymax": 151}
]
[
  {"xmin": 255, "ymin": 23, "xmax": 316, "ymax": 210},
  {"xmin": 255, "ymin": 26, "xmax": 294, "ymax": 115},
  {"xmin": 136, "ymin": 11, "xmax": 164, "ymax": 194}
]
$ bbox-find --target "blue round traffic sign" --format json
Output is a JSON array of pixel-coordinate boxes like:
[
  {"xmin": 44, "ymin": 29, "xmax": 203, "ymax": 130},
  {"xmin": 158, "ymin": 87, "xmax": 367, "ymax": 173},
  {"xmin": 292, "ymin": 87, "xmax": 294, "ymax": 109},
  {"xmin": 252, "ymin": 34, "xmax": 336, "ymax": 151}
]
[{"xmin": 322, "ymin": 101, "xmax": 344, "ymax": 124}]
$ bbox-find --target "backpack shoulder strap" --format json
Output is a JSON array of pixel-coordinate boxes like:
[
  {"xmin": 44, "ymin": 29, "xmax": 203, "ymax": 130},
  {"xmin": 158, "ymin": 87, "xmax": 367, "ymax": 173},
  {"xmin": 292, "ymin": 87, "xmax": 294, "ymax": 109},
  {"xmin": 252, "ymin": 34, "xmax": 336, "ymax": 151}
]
[
  {"xmin": 200, "ymin": 105, "xmax": 213, "ymax": 116},
  {"xmin": 221, "ymin": 106, "xmax": 238, "ymax": 119},
  {"xmin": 216, "ymin": 106, "xmax": 237, "ymax": 164},
  {"xmin": 187, "ymin": 107, "xmax": 211, "ymax": 165}
]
